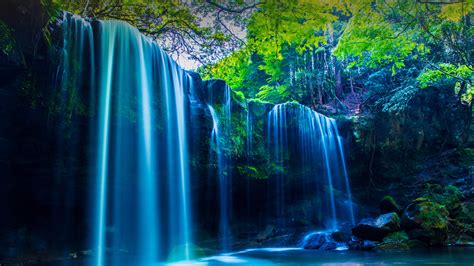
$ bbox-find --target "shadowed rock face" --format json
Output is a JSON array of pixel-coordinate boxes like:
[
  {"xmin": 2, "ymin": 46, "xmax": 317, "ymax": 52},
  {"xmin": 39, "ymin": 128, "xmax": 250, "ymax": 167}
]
[{"xmin": 352, "ymin": 212, "xmax": 400, "ymax": 241}]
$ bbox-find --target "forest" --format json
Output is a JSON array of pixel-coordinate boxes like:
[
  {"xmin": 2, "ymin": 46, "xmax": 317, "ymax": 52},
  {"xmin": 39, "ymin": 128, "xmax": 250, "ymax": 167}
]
[{"xmin": 0, "ymin": 0, "xmax": 472, "ymax": 265}]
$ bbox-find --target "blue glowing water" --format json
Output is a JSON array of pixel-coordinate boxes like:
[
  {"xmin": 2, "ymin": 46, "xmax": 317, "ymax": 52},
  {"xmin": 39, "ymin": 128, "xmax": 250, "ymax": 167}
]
[
  {"xmin": 267, "ymin": 103, "xmax": 355, "ymax": 229},
  {"xmin": 59, "ymin": 14, "xmax": 192, "ymax": 264},
  {"xmin": 206, "ymin": 85, "xmax": 232, "ymax": 251}
]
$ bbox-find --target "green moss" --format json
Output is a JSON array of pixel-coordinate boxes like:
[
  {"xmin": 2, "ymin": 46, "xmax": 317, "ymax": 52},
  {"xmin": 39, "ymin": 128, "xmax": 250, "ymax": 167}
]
[
  {"xmin": 422, "ymin": 184, "xmax": 462, "ymax": 214},
  {"xmin": 0, "ymin": 20, "xmax": 15, "ymax": 56},
  {"xmin": 380, "ymin": 195, "xmax": 401, "ymax": 212},
  {"xmin": 233, "ymin": 90, "xmax": 246, "ymax": 104},
  {"xmin": 383, "ymin": 231, "xmax": 409, "ymax": 243},
  {"xmin": 236, "ymin": 165, "xmax": 268, "ymax": 179},
  {"xmin": 417, "ymin": 202, "xmax": 449, "ymax": 230}
]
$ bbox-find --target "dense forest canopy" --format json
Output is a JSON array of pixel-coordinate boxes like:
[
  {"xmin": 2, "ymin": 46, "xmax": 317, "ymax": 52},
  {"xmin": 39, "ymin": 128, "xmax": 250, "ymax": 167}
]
[
  {"xmin": 40, "ymin": 0, "xmax": 473, "ymax": 109},
  {"xmin": 199, "ymin": 0, "xmax": 473, "ymax": 109}
]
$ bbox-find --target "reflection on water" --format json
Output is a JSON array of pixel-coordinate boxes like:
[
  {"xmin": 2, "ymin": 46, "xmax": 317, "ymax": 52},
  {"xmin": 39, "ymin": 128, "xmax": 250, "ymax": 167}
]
[{"xmin": 177, "ymin": 247, "xmax": 474, "ymax": 265}]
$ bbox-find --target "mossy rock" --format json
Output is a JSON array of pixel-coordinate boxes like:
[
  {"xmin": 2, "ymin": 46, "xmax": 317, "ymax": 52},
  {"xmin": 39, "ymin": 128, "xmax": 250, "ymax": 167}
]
[
  {"xmin": 375, "ymin": 241, "xmax": 410, "ymax": 251},
  {"xmin": 379, "ymin": 196, "xmax": 401, "ymax": 214},
  {"xmin": 456, "ymin": 202, "xmax": 474, "ymax": 225},
  {"xmin": 375, "ymin": 231, "xmax": 411, "ymax": 251},
  {"xmin": 402, "ymin": 201, "xmax": 449, "ymax": 245},
  {"xmin": 422, "ymin": 184, "xmax": 462, "ymax": 215}
]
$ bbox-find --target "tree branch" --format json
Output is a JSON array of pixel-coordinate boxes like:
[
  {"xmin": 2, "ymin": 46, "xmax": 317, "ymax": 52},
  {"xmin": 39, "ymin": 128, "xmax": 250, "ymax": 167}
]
[{"xmin": 205, "ymin": 0, "xmax": 262, "ymax": 13}]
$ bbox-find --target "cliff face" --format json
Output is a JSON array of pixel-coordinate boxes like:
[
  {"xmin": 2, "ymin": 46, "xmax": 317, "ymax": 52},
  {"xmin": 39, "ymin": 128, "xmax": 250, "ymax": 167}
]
[{"xmin": 347, "ymin": 85, "xmax": 472, "ymax": 213}]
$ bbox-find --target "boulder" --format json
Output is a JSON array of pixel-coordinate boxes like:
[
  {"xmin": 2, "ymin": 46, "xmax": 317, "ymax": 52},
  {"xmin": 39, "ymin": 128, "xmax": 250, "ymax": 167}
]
[
  {"xmin": 375, "ymin": 231, "xmax": 410, "ymax": 251},
  {"xmin": 401, "ymin": 200, "xmax": 449, "ymax": 245},
  {"xmin": 302, "ymin": 232, "xmax": 341, "ymax": 250},
  {"xmin": 379, "ymin": 196, "xmax": 401, "ymax": 214},
  {"xmin": 256, "ymin": 225, "xmax": 276, "ymax": 240},
  {"xmin": 331, "ymin": 231, "xmax": 351, "ymax": 243},
  {"xmin": 352, "ymin": 212, "xmax": 400, "ymax": 241}
]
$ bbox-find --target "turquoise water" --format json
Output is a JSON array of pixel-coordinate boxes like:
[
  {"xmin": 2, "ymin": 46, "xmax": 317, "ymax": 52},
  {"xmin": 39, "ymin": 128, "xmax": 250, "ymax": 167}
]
[{"xmin": 189, "ymin": 247, "xmax": 474, "ymax": 265}]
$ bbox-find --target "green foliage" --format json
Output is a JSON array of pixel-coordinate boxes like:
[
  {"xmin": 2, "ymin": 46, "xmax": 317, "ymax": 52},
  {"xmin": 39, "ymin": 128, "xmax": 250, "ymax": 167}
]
[
  {"xmin": 256, "ymin": 84, "xmax": 290, "ymax": 102},
  {"xmin": 202, "ymin": 0, "xmax": 473, "ymax": 116},
  {"xmin": 383, "ymin": 231, "xmax": 409, "ymax": 243},
  {"xmin": 418, "ymin": 63, "xmax": 473, "ymax": 104},
  {"xmin": 0, "ymin": 20, "xmax": 16, "ymax": 56},
  {"xmin": 233, "ymin": 90, "xmax": 246, "ymax": 104},
  {"xmin": 422, "ymin": 184, "xmax": 462, "ymax": 213},
  {"xmin": 53, "ymin": 0, "xmax": 234, "ymax": 63},
  {"xmin": 380, "ymin": 195, "xmax": 401, "ymax": 211},
  {"xmin": 236, "ymin": 165, "xmax": 267, "ymax": 179},
  {"xmin": 333, "ymin": 1, "xmax": 424, "ymax": 73},
  {"xmin": 416, "ymin": 201, "xmax": 449, "ymax": 229}
]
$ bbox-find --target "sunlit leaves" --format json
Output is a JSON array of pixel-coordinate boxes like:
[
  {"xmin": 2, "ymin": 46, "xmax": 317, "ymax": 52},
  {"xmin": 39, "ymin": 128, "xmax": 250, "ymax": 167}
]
[
  {"xmin": 418, "ymin": 63, "xmax": 473, "ymax": 104},
  {"xmin": 333, "ymin": 0, "xmax": 423, "ymax": 73}
]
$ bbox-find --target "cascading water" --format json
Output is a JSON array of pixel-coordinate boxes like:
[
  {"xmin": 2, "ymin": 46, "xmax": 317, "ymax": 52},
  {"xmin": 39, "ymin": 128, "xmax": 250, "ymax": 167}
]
[
  {"xmin": 246, "ymin": 101, "xmax": 253, "ymax": 162},
  {"xmin": 206, "ymin": 84, "xmax": 232, "ymax": 251},
  {"xmin": 267, "ymin": 102, "xmax": 355, "ymax": 229},
  {"xmin": 58, "ymin": 14, "xmax": 192, "ymax": 264}
]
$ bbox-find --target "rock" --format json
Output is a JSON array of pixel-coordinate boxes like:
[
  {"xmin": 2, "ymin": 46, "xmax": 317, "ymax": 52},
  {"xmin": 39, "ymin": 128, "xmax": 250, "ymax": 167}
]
[
  {"xmin": 375, "ymin": 231, "xmax": 410, "ymax": 251},
  {"xmin": 331, "ymin": 231, "xmax": 351, "ymax": 243},
  {"xmin": 401, "ymin": 200, "xmax": 449, "ymax": 245},
  {"xmin": 375, "ymin": 241, "xmax": 409, "ymax": 251},
  {"xmin": 320, "ymin": 241, "xmax": 337, "ymax": 250},
  {"xmin": 379, "ymin": 196, "xmax": 401, "ymax": 214},
  {"xmin": 447, "ymin": 217, "xmax": 474, "ymax": 245},
  {"xmin": 348, "ymin": 240, "xmax": 377, "ymax": 251},
  {"xmin": 303, "ymin": 233, "xmax": 329, "ymax": 249},
  {"xmin": 352, "ymin": 212, "xmax": 400, "ymax": 241},
  {"xmin": 407, "ymin": 239, "xmax": 428, "ymax": 249},
  {"xmin": 456, "ymin": 202, "xmax": 474, "ymax": 224},
  {"xmin": 256, "ymin": 225, "xmax": 275, "ymax": 240},
  {"xmin": 302, "ymin": 232, "xmax": 339, "ymax": 250}
]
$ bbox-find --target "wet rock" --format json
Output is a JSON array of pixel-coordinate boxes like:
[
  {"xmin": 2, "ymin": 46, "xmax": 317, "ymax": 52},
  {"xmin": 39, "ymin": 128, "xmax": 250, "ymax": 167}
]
[
  {"xmin": 407, "ymin": 239, "xmax": 428, "ymax": 249},
  {"xmin": 375, "ymin": 241, "xmax": 409, "ymax": 251},
  {"xmin": 320, "ymin": 241, "xmax": 337, "ymax": 250},
  {"xmin": 447, "ymin": 217, "xmax": 474, "ymax": 246},
  {"xmin": 375, "ymin": 231, "xmax": 410, "ymax": 251},
  {"xmin": 303, "ymin": 233, "xmax": 329, "ymax": 249},
  {"xmin": 256, "ymin": 225, "xmax": 276, "ymax": 240},
  {"xmin": 456, "ymin": 202, "xmax": 474, "ymax": 224},
  {"xmin": 379, "ymin": 196, "xmax": 401, "ymax": 214},
  {"xmin": 302, "ymin": 232, "xmax": 341, "ymax": 250},
  {"xmin": 348, "ymin": 240, "xmax": 377, "ymax": 251},
  {"xmin": 331, "ymin": 231, "xmax": 351, "ymax": 243},
  {"xmin": 352, "ymin": 212, "xmax": 400, "ymax": 241}
]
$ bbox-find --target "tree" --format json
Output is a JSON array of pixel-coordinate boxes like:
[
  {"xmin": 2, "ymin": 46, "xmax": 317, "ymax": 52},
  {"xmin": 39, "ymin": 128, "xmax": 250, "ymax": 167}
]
[{"xmin": 53, "ymin": 0, "xmax": 239, "ymax": 64}]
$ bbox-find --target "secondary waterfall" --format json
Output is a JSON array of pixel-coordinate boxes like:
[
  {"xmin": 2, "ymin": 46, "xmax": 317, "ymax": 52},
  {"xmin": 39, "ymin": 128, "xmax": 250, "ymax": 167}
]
[
  {"xmin": 58, "ymin": 14, "xmax": 192, "ymax": 264},
  {"xmin": 267, "ymin": 103, "xmax": 355, "ymax": 229},
  {"xmin": 206, "ymin": 84, "xmax": 232, "ymax": 251}
]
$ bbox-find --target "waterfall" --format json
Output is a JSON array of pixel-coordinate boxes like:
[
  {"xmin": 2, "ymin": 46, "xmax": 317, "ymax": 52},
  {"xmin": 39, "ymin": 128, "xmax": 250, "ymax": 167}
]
[
  {"xmin": 246, "ymin": 101, "xmax": 253, "ymax": 162},
  {"xmin": 267, "ymin": 102, "xmax": 355, "ymax": 229},
  {"xmin": 59, "ymin": 14, "xmax": 192, "ymax": 264},
  {"xmin": 206, "ymin": 84, "xmax": 232, "ymax": 251}
]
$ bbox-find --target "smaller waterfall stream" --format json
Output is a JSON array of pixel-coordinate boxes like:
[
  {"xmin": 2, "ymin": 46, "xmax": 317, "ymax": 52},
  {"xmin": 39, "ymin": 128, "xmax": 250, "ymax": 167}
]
[
  {"xmin": 267, "ymin": 103, "xmax": 355, "ymax": 229},
  {"xmin": 207, "ymin": 85, "xmax": 232, "ymax": 251}
]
